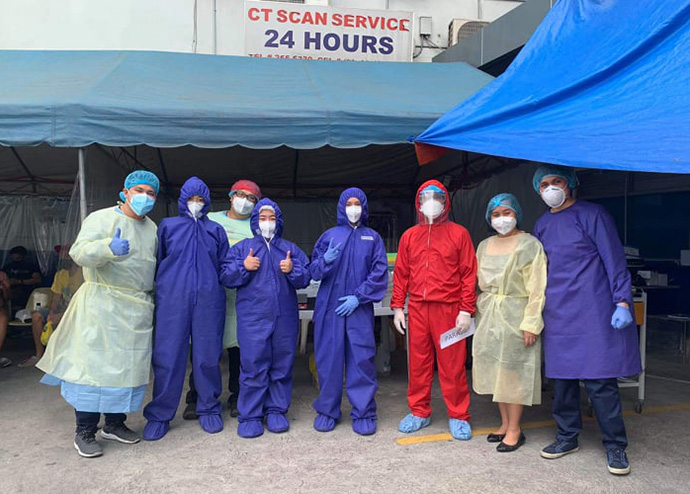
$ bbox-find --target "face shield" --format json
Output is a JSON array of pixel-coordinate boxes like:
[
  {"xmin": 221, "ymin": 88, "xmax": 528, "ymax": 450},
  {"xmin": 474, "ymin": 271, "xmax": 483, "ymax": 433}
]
[{"xmin": 419, "ymin": 189, "xmax": 446, "ymax": 222}]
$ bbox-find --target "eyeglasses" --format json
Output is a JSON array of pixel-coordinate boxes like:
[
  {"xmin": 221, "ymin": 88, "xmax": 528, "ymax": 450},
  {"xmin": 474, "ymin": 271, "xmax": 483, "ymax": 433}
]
[{"xmin": 234, "ymin": 191, "xmax": 258, "ymax": 203}]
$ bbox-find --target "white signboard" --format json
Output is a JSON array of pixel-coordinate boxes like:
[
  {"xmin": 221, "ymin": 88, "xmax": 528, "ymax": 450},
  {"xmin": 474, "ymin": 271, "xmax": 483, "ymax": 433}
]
[{"xmin": 244, "ymin": 1, "xmax": 413, "ymax": 62}]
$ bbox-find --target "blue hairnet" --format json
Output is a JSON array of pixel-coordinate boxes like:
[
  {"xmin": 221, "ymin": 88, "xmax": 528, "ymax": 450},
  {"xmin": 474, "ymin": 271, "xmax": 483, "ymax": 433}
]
[
  {"xmin": 421, "ymin": 184, "xmax": 444, "ymax": 195},
  {"xmin": 124, "ymin": 170, "xmax": 160, "ymax": 195},
  {"xmin": 532, "ymin": 164, "xmax": 578, "ymax": 192},
  {"xmin": 485, "ymin": 193, "xmax": 523, "ymax": 226}
]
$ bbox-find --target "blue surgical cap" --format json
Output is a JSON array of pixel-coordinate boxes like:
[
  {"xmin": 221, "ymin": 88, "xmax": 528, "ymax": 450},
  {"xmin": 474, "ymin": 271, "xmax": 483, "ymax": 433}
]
[
  {"xmin": 532, "ymin": 164, "xmax": 578, "ymax": 193},
  {"xmin": 124, "ymin": 170, "xmax": 160, "ymax": 195},
  {"xmin": 485, "ymin": 193, "xmax": 523, "ymax": 226},
  {"xmin": 421, "ymin": 184, "xmax": 444, "ymax": 195}
]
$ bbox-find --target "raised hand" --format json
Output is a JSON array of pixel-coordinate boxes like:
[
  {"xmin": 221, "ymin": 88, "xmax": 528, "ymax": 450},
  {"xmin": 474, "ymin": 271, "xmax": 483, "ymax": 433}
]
[
  {"xmin": 280, "ymin": 250, "xmax": 293, "ymax": 274},
  {"xmin": 244, "ymin": 248, "xmax": 261, "ymax": 271},
  {"xmin": 109, "ymin": 227, "xmax": 130, "ymax": 256},
  {"xmin": 323, "ymin": 238, "xmax": 342, "ymax": 264}
]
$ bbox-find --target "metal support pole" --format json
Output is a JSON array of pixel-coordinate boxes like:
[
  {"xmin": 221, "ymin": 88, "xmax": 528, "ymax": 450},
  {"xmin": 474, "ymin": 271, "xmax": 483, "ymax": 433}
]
[
  {"xmin": 78, "ymin": 148, "xmax": 87, "ymax": 222},
  {"xmin": 213, "ymin": 0, "xmax": 218, "ymax": 55},
  {"xmin": 624, "ymin": 172, "xmax": 629, "ymax": 245}
]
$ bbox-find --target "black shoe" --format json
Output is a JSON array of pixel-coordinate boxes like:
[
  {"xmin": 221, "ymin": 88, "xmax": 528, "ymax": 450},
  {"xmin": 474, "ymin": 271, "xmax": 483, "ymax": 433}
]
[
  {"xmin": 74, "ymin": 430, "xmax": 103, "ymax": 458},
  {"xmin": 183, "ymin": 402, "xmax": 198, "ymax": 420},
  {"xmin": 227, "ymin": 394, "xmax": 239, "ymax": 418},
  {"xmin": 100, "ymin": 422, "xmax": 141, "ymax": 444},
  {"xmin": 487, "ymin": 433, "xmax": 506, "ymax": 443},
  {"xmin": 497, "ymin": 432, "xmax": 526, "ymax": 453}
]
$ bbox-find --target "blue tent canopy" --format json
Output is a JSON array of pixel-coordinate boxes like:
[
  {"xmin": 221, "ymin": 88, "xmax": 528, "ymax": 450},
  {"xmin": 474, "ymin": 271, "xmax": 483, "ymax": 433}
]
[
  {"xmin": 0, "ymin": 50, "xmax": 492, "ymax": 149},
  {"xmin": 415, "ymin": 0, "xmax": 690, "ymax": 173}
]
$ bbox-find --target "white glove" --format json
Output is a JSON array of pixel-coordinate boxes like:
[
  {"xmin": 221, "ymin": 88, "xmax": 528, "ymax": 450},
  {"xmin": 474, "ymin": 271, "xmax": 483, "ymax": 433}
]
[
  {"xmin": 393, "ymin": 308, "xmax": 406, "ymax": 335},
  {"xmin": 455, "ymin": 311, "xmax": 472, "ymax": 333}
]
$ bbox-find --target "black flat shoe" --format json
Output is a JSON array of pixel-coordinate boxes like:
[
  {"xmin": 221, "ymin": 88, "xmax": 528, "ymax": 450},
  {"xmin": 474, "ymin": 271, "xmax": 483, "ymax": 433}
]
[
  {"xmin": 487, "ymin": 433, "xmax": 506, "ymax": 443},
  {"xmin": 497, "ymin": 432, "xmax": 526, "ymax": 452}
]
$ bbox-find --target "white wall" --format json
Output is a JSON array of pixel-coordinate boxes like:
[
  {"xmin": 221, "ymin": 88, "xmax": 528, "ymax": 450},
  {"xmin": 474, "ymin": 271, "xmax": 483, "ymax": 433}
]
[{"xmin": 0, "ymin": 0, "xmax": 521, "ymax": 62}]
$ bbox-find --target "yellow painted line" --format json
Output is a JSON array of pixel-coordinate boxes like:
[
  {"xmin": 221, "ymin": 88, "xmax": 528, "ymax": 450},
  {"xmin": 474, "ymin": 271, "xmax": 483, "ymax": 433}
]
[{"xmin": 396, "ymin": 403, "xmax": 690, "ymax": 446}]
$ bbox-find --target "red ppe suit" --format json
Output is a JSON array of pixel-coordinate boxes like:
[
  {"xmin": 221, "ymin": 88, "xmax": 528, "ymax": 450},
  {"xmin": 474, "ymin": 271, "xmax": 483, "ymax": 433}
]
[{"xmin": 391, "ymin": 180, "xmax": 477, "ymax": 420}]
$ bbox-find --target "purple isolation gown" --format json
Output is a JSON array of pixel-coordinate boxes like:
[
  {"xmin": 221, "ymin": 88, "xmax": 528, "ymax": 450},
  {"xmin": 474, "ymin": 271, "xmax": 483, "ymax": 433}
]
[{"xmin": 533, "ymin": 200, "xmax": 641, "ymax": 379}]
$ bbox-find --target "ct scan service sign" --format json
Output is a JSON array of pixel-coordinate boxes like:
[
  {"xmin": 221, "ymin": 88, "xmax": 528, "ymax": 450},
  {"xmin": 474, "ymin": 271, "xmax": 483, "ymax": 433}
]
[{"xmin": 244, "ymin": 1, "xmax": 413, "ymax": 62}]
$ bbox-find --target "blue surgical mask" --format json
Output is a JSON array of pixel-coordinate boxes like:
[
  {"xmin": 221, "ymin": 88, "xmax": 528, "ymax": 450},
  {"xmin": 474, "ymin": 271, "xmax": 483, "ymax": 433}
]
[{"xmin": 129, "ymin": 193, "xmax": 155, "ymax": 216}]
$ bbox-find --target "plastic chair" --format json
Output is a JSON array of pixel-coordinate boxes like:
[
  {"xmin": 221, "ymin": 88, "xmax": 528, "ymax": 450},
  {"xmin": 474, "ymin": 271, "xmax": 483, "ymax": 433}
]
[{"xmin": 8, "ymin": 287, "xmax": 52, "ymax": 329}]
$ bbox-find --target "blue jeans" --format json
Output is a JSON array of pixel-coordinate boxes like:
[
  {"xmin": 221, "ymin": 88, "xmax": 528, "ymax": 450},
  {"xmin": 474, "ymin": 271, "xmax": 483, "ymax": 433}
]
[{"xmin": 552, "ymin": 378, "xmax": 628, "ymax": 450}]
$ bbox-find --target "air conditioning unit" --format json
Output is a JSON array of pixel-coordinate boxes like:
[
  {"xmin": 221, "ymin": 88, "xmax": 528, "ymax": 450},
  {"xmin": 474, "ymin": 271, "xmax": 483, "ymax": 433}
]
[{"xmin": 448, "ymin": 18, "xmax": 490, "ymax": 47}]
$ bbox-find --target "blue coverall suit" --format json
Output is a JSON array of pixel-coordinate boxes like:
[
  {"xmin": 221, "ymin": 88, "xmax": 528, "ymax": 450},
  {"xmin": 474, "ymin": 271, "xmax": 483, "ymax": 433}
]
[
  {"xmin": 311, "ymin": 188, "xmax": 388, "ymax": 434},
  {"xmin": 144, "ymin": 177, "xmax": 227, "ymax": 425},
  {"xmin": 221, "ymin": 198, "xmax": 311, "ymax": 437}
]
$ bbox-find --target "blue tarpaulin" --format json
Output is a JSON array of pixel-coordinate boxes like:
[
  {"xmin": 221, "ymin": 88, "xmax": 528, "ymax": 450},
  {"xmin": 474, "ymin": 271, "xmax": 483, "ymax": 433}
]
[
  {"xmin": 415, "ymin": 0, "xmax": 690, "ymax": 173},
  {"xmin": 0, "ymin": 50, "xmax": 492, "ymax": 149}
]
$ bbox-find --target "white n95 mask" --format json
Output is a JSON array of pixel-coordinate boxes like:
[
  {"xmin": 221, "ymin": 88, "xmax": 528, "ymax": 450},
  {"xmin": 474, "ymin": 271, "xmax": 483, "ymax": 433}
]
[
  {"xmin": 187, "ymin": 201, "xmax": 204, "ymax": 219},
  {"xmin": 232, "ymin": 197, "xmax": 254, "ymax": 216},
  {"xmin": 259, "ymin": 220, "xmax": 276, "ymax": 239},
  {"xmin": 541, "ymin": 185, "xmax": 566, "ymax": 208},
  {"xmin": 420, "ymin": 200, "xmax": 444, "ymax": 221},
  {"xmin": 491, "ymin": 216, "xmax": 517, "ymax": 235},
  {"xmin": 346, "ymin": 205, "xmax": 362, "ymax": 224}
]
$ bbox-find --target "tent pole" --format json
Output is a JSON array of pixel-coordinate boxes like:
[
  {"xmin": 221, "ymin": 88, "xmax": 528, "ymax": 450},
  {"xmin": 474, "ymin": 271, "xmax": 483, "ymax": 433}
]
[
  {"xmin": 78, "ymin": 148, "xmax": 88, "ymax": 221},
  {"xmin": 623, "ymin": 172, "xmax": 629, "ymax": 245},
  {"xmin": 10, "ymin": 147, "xmax": 37, "ymax": 194},
  {"xmin": 156, "ymin": 148, "xmax": 173, "ymax": 216},
  {"xmin": 213, "ymin": 0, "xmax": 218, "ymax": 55},
  {"xmin": 292, "ymin": 149, "xmax": 299, "ymax": 198}
]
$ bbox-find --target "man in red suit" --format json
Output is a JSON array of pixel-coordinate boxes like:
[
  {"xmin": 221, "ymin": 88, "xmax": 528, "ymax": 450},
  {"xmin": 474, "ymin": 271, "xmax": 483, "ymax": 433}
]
[{"xmin": 391, "ymin": 180, "xmax": 477, "ymax": 440}]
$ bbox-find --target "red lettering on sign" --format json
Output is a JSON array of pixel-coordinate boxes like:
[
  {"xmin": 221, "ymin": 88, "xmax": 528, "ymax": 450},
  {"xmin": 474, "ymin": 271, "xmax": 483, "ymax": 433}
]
[
  {"xmin": 315, "ymin": 12, "xmax": 328, "ymax": 25},
  {"xmin": 276, "ymin": 9, "xmax": 288, "ymax": 23},
  {"xmin": 386, "ymin": 18, "xmax": 398, "ymax": 30},
  {"xmin": 355, "ymin": 16, "xmax": 366, "ymax": 28},
  {"xmin": 248, "ymin": 8, "xmax": 260, "ymax": 21},
  {"xmin": 367, "ymin": 16, "xmax": 380, "ymax": 29},
  {"xmin": 332, "ymin": 13, "xmax": 342, "ymax": 26},
  {"xmin": 399, "ymin": 18, "xmax": 410, "ymax": 32},
  {"xmin": 343, "ymin": 14, "xmax": 354, "ymax": 28}
]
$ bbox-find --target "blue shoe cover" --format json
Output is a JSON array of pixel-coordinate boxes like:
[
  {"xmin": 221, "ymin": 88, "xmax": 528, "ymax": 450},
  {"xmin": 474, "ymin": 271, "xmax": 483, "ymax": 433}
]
[
  {"xmin": 352, "ymin": 418, "xmax": 377, "ymax": 436},
  {"xmin": 449, "ymin": 418, "xmax": 472, "ymax": 440},
  {"xmin": 143, "ymin": 420, "xmax": 169, "ymax": 441},
  {"xmin": 199, "ymin": 414, "xmax": 223, "ymax": 434},
  {"xmin": 313, "ymin": 413, "xmax": 336, "ymax": 432},
  {"xmin": 237, "ymin": 420, "xmax": 264, "ymax": 438},
  {"xmin": 266, "ymin": 413, "xmax": 290, "ymax": 433},
  {"xmin": 398, "ymin": 413, "xmax": 431, "ymax": 433}
]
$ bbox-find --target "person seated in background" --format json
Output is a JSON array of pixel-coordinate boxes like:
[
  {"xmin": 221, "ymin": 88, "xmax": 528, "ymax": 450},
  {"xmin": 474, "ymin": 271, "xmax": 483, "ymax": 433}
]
[
  {"xmin": 0, "ymin": 270, "xmax": 11, "ymax": 367},
  {"xmin": 19, "ymin": 245, "xmax": 83, "ymax": 367},
  {"xmin": 2, "ymin": 245, "xmax": 42, "ymax": 315}
]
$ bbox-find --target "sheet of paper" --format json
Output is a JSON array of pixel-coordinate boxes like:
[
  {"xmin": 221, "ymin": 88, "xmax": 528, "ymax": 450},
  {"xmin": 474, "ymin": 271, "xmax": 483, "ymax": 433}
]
[{"xmin": 440, "ymin": 319, "xmax": 476, "ymax": 350}]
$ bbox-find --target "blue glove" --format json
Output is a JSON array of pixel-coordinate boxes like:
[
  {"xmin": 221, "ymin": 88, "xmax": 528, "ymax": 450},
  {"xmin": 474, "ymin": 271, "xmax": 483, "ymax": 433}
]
[
  {"xmin": 109, "ymin": 227, "xmax": 130, "ymax": 256},
  {"xmin": 323, "ymin": 238, "xmax": 342, "ymax": 265},
  {"xmin": 335, "ymin": 295, "xmax": 359, "ymax": 317},
  {"xmin": 611, "ymin": 305, "xmax": 633, "ymax": 329}
]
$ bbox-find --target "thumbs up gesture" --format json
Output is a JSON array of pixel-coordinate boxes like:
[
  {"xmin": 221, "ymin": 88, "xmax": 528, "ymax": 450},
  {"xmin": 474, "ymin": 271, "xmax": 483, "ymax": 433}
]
[
  {"xmin": 280, "ymin": 250, "xmax": 293, "ymax": 274},
  {"xmin": 244, "ymin": 248, "xmax": 261, "ymax": 271},
  {"xmin": 109, "ymin": 227, "xmax": 130, "ymax": 256}
]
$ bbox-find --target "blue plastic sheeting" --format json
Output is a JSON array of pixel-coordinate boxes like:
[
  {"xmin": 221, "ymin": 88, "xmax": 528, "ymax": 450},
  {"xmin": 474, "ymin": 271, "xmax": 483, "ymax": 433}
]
[
  {"xmin": 0, "ymin": 50, "xmax": 492, "ymax": 149},
  {"xmin": 415, "ymin": 1, "xmax": 690, "ymax": 173}
]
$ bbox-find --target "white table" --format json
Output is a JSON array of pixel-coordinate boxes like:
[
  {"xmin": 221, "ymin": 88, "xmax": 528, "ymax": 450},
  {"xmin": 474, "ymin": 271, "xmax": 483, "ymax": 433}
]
[{"xmin": 298, "ymin": 306, "xmax": 397, "ymax": 355}]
